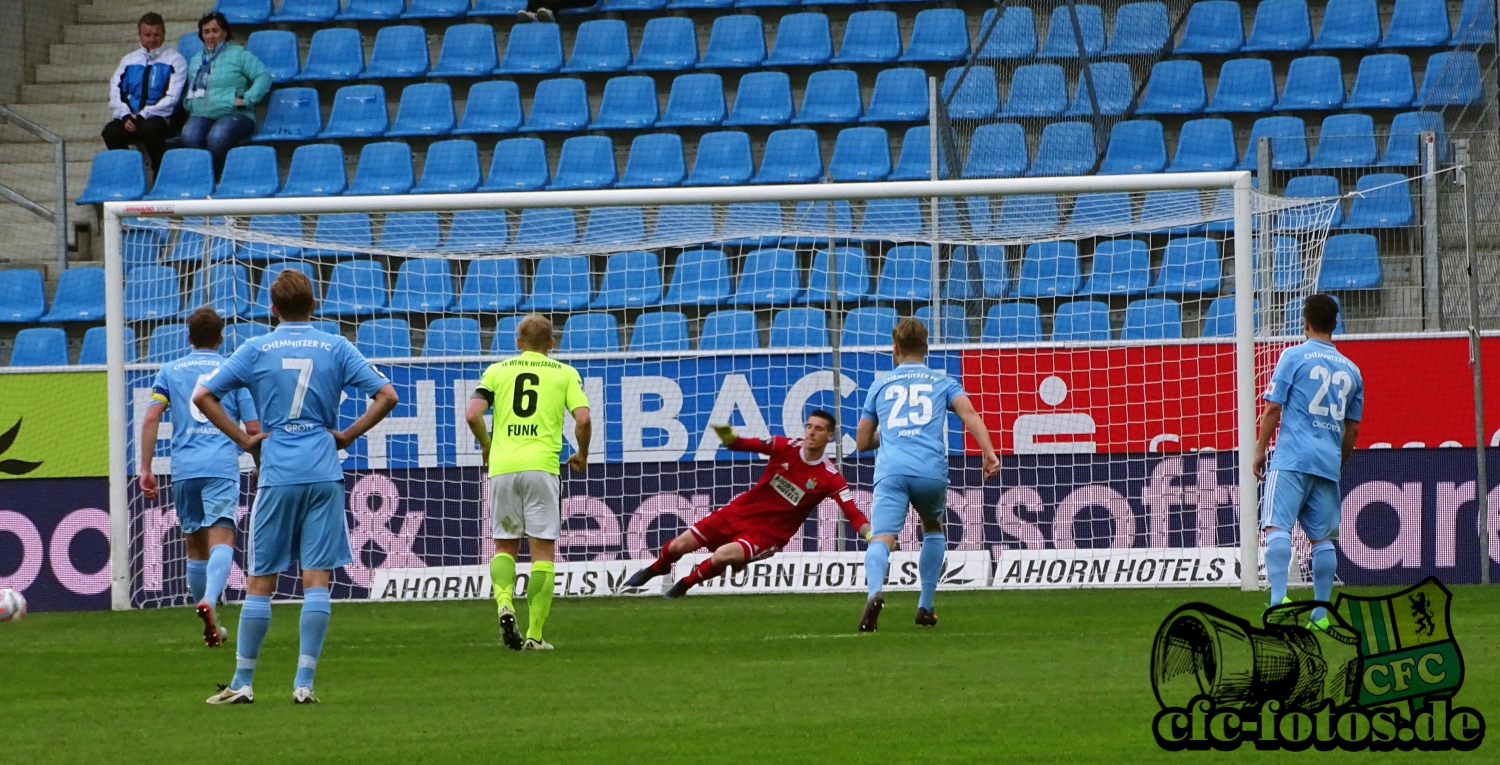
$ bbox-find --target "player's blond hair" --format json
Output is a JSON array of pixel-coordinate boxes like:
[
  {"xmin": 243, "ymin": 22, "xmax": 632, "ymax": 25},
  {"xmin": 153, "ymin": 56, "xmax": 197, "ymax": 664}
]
[
  {"xmin": 270, "ymin": 269, "xmax": 315, "ymax": 321},
  {"xmin": 517, "ymin": 314, "xmax": 554, "ymax": 352},
  {"xmin": 892, "ymin": 318, "xmax": 928, "ymax": 357}
]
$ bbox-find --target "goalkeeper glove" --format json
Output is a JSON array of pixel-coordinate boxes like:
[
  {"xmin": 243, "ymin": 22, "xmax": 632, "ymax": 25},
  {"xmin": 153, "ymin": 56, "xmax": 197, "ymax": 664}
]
[{"xmin": 712, "ymin": 423, "xmax": 736, "ymax": 444}]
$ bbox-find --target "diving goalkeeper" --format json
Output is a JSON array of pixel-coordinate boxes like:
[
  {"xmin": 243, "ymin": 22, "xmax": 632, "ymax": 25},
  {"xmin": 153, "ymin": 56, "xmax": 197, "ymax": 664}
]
[{"xmin": 624, "ymin": 410, "xmax": 871, "ymax": 598}]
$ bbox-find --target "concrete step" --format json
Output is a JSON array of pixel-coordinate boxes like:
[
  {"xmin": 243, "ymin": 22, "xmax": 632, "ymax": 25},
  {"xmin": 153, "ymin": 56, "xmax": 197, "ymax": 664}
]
[
  {"xmin": 0, "ymin": 212, "xmax": 69, "ymax": 269},
  {"xmin": 0, "ymin": 103, "xmax": 114, "ymax": 143},
  {"xmin": 34, "ymin": 63, "xmax": 116, "ymax": 84},
  {"xmin": 1, "ymin": 162, "xmax": 98, "ymax": 205},
  {"xmin": 0, "ymin": 141, "xmax": 106, "ymax": 165},
  {"xmin": 49, "ymin": 42, "xmax": 139, "ymax": 67},
  {"xmin": 21, "ymin": 82, "xmax": 109, "ymax": 104},
  {"xmin": 78, "ymin": 0, "xmax": 207, "ymax": 24},
  {"xmin": 66, "ymin": 21, "xmax": 202, "ymax": 45}
]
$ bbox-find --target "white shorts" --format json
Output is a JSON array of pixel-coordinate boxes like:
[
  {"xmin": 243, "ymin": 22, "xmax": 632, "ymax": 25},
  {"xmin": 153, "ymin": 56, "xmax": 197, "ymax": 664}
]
[{"xmin": 489, "ymin": 471, "xmax": 561, "ymax": 541}]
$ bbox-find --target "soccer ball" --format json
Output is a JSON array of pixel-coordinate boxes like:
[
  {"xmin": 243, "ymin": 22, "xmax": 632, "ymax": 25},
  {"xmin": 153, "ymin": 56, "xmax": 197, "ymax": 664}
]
[{"xmin": 0, "ymin": 589, "xmax": 26, "ymax": 622}]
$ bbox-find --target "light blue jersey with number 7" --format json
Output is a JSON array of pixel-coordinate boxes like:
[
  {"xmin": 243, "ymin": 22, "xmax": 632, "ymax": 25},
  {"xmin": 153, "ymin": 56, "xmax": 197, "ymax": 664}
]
[
  {"xmin": 1263, "ymin": 338, "xmax": 1364, "ymax": 482},
  {"xmin": 860, "ymin": 362, "xmax": 968, "ymax": 483}
]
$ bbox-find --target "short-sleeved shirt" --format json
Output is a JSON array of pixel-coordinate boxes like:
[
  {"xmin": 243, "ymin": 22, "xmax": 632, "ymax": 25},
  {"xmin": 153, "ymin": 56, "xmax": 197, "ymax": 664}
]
[
  {"xmin": 475, "ymin": 351, "xmax": 589, "ymax": 477},
  {"xmin": 150, "ymin": 350, "xmax": 258, "ymax": 481},
  {"xmin": 203, "ymin": 322, "xmax": 389, "ymax": 487},
  {"xmin": 1262, "ymin": 339, "xmax": 1365, "ymax": 482},
  {"xmin": 860, "ymin": 362, "xmax": 968, "ymax": 483}
]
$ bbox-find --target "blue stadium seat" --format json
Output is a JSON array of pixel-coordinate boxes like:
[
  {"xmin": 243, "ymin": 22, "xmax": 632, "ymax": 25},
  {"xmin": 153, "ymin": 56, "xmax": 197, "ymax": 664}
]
[
  {"xmin": 1065, "ymin": 62, "xmax": 1135, "ymax": 116},
  {"xmin": 664, "ymin": 249, "xmax": 732, "ymax": 306},
  {"xmin": 337, "ymin": 0, "xmax": 403, "ymax": 19},
  {"xmin": 1017, "ymin": 242, "xmax": 1081, "ymax": 297},
  {"xmin": 1001, "ymin": 64, "xmax": 1066, "ymax": 117},
  {"xmin": 182, "ymin": 263, "xmax": 251, "ymax": 318},
  {"xmin": 1137, "ymin": 60, "xmax": 1206, "ymax": 115},
  {"xmin": 378, "ymin": 212, "xmax": 439, "ymax": 251},
  {"xmin": 121, "ymin": 226, "xmax": 165, "ymax": 268},
  {"xmin": 144, "ymin": 149, "xmax": 212, "ymax": 200},
  {"xmin": 0, "ymin": 269, "xmax": 44, "ymax": 322},
  {"xmin": 942, "ymin": 66, "xmax": 999, "ymax": 119},
  {"xmin": 630, "ymin": 17, "xmax": 698, "ymax": 71},
  {"xmin": 1105, "ymin": 2, "xmax": 1170, "ymax": 54},
  {"xmin": 247, "ymin": 30, "xmax": 299, "ymax": 83},
  {"xmin": 346, "ymin": 142, "xmax": 413, "ymax": 196},
  {"xmin": 699, "ymin": 15, "xmax": 766, "ymax": 69},
  {"xmin": 124, "ymin": 265, "xmax": 181, "ymax": 322},
  {"xmin": 442, "ymin": 209, "xmax": 511, "ymax": 251},
  {"xmin": 1139, "ymin": 190, "xmax": 1207, "ymax": 234},
  {"xmin": 278, "ymin": 144, "xmax": 346, "ymax": 196},
  {"xmin": 994, "ymin": 195, "xmax": 1061, "ymax": 238},
  {"xmin": 1085, "ymin": 239, "xmax": 1151, "ymax": 295},
  {"xmin": 455, "ymin": 80, "xmax": 522, "ymax": 135},
  {"xmin": 1099, "ymin": 120, "xmax": 1166, "ymax": 174},
  {"xmin": 1176, "ymin": 1, "xmax": 1244, "ymax": 53},
  {"xmin": 252, "ymin": 88, "xmax": 321, "ymax": 141},
  {"xmin": 619, "ymin": 133, "xmax": 685, "ymax": 188},
  {"xmin": 648, "ymin": 204, "xmax": 713, "ymax": 245},
  {"xmin": 306, "ymin": 213, "xmax": 373, "ymax": 258},
  {"xmin": 1311, "ymin": 114, "xmax": 1378, "ymax": 168},
  {"xmin": 669, "ymin": 0, "xmax": 731, "ymax": 7},
  {"xmin": 388, "ymin": 83, "xmax": 455, "ymax": 137},
  {"xmin": 297, "ymin": 28, "xmax": 365, "ymax": 80},
  {"xmin": 841, "ymin": 307, "xmax": 898, "ymax": 346},
  {"xmin": 1283, "ymin": 174, "xmax": 1345, "ymax": 228},
  {"xmin": 563, "ymin": 19, "xmax": 630, "ymax": 73},
  {"xmin": 1345, "ymin": 54, "xmax": 1415, "ymax": 108},
  {"xmin": 917, "ymin": 304, "xmax": 970, "ymax": 341},
  {"xmin": 177, "ymin": 31, "xmax": 203, "ymax": 62},
  {"xmin": 963, "ymin": 123, "xmax": 1028, "ymax": 178},
  {"xmin": 319, "ymin": 260, "xmax": 389, "ymax": 316},
  {"xmin": 768, "ymin": 13, "xmax": 833, "ymax": 66},
  {"xmin": 828, "ymin": 127, "xmax": 891, "ymax": 182},
  {"xmin": 684, "ymin": 131, "xmax": 753, "ymax": 186},
  {"xmin": 559, "ymin": 314, "xmax": 619, "ymax": 352},
  {"xmin": 630, "ymin": 312, "xmax": 690, "ymax": 352},
  {"xmin": 983, "ymin": 303, "xmax": 1042, "ymax": 342},
  {"xmin": 769, "ymin": 308, "xmax": 828, "ymax": 348},
  {"xmin": 857, "ymin": 198, "xmax": 923, "ymax": 239},
  {"xmin": 793, "ymin": 70, "xmax": 863, "ymax": 124},
  {"xmin": 1064, "ymin": 193, "xmax": 1133, "ymax": 234},
  {"xmin": 355, "ymin": 319, "xmax": 411, "ymax": 357},
  {"xmin": 497, "ymin": 22, "xmax": 563, "ymax": 74},
  {"xmin": 1275, "ymin": 56, "xmax": 1345, "ymax": 110},
  {"xmin": 522, "ymin": 255, "xmax": 589, "ymax": 311},
  {"xmin": 699, "ymin": 309, "xmax": 758, "ymax": 349},
  {"xmin": 726, "ymin": 71, "xmax": 793, "ymax": 126},
  {"xmin": 1244, "ymin": 0, "xmax": 1312, "ymax": 51},
  {"xmin": 1416, "ymin": 52, "xmax": 1484, "ymax": 107},
  {"xmin": 591, "ymin": 251, "xmax": 662, "ymax": 309},
  {"xmin": 80, "ymin": 325, "xmax": 136, "ymax": 363},
  {"xmin": 1313, "ymin": 0, "xmax": 1382, "ymax": 49},
  {"xmin": 601, "ymin": 0, "xmax": 665, "ymax": 10},
  {"xmin": 890, "ymin": 126, "xmax": 948, "ymax": 181},
  {"xmin": 1151, "ymin": 238, "xmax": 1222, "ymax": 294},
  {"xmin": 77, "ymin": 150, "xmax": 146, "ymax": 203},
  {"xmin": 582, "ymin": 207, "xmax": 645, "ymax": 247},
  {"xmin": 515, "ymin": 208, "xmax": 578, "ymax": 246},
  {"xmin": 971, "ymin": 244, "xmax": 1008, "ymax": 298},
  {"xmin": 1199, "ymin": 296, "xmax": 1248, "ymax": 337},
  {"xmin": 721, "ymin": 202, "xmax": 784, "ymax": 247},
  {"xmin": 1266, "ymin": 235, "xmax": 1304, "ymax": 291},
  {"xmin": 1456, "ymin": 0, "xmax": 1498, "ymax": 44},
  {"xmin": 833, "ymin": 10, "xmax": 901, "ymax": 63},
  {"xmin": 549, "ymin": 136, "xmax": 617, "ymax": 190},
  {"xmin": 41, "ymin": 267, "xmax": 105, "ymax": 322},
  {"xmin": 1121, "ymin": 299, "xmax": 1183, "ymax": 340},
  {"xmin": 1344, "ymin": 173, "xmax": 1414, "ymax": 228},
  {"xmin": 874, "ymin": 245, "xmax": 933, "ymax": 300},
  {"xmin": 789, "ymin": 200, "xmax": 854, "ymax": 242},
  {"xmin": 143, "ymin": 325, "xmax": 190, "ymax": 363},
  {"xmin": 1169, "ymin": 119, "xmax": 1237, "ymax": 172},
  {"xmin": 362, "ymin": 25, "xmax": 428, "ymax": 79},
  {"xmin": 404, "ymin": 0, "xmax": 470, "ymax": 17},
  {"xmin": 1283, "ymin": 295, "xmax": 1345, "ymax": 335},
  {"xmin": 166, "ymin": 222, "xmax": 233, "ymax": 263},
  {"xmin": 236, "ymin": 215, "xmax": 303, "ymax": 261},
  {"xmin": 488, "ymin": 315, "xmax": 524, "ymax": 353},
  {"xmin": 431, "ymin": 24, "xmax": 498, "ymax": 76},
  {"xmin": 862, "ymin": 68, "xmax": 929, "ymax": 123},
  {"xmin": 247, "ymin": 263, "xmax": 318, "ymax": 319},
  {"xmin": 1240, "ymin": 116, "xmax": 1309, "ymax": 169},
  {"xmin": 591, "ymin": 76, "xmax": 657, "ymax": 129},
  {"xmin": 731, "ymin": 249, "xmax": 802, "ymax": 306},
  {"xmin": 1029, "ymin": 122, "xmax": 1096, "ymax": 177},
  {"xmin": 657, "ymin": 73, "xmax": 725, "ymax": 127},
  {"xmin": 270, "ymin": 0, "xmax": 337, "ymax": 22},
  {"xmin": 320, "ymin": 84, "xmax": 388, "ymax": 138},
  {"xmin": 1052, "ymin": 301, "xmax": 1112, "ymax": 341},
  {"xmin": 1383, "ymin": 0, "xmax": 1451, "ymax": 47},
  {"xmin": 523, "ymin": 78, "xmax": 590, "ymax": 132},
  {"xmin": 1382, "ymin": 112, "xmax": 1448, "ymax": 166},
  {"xmin": 216, "ymin": 0, "xmax": 270, "ymax": 23},
  {"xmin": 421, "ymin": 317, "xmax": 480, "ymax": 357},
  {"xmin": 901, "ymin": 8, "xmax": 970, "ymax": 62},
  {"xmin": 977, "ymin": 7, "xmax": 1038, "ymax": 59},
  {"xmin": 1038, "ymin": 5, "xmax": 1105, "ymax": 58},
  {"xmin": 1318, "ymin": 234, "xmax": 1383, "ymax": 289},
  {"xmin": 1207, "ymin": 59, "xmax": 1276, "ymax": 113},
  {"xmin": 803, "ymin": 247, "xmax": 871, "ymax": 303},
  {"xmin": 388, "ymin": 259, "xmax": 455, "ymax": 313},
  {"xmin": 455, "ymin": 259, "xmax": 523, "ymax": 313}
]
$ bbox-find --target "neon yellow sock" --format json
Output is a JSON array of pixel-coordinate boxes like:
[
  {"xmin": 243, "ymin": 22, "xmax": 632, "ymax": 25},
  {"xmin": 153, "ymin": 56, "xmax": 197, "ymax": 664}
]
[
  {"xmin": 490, "ymin": 553, "xmax": 516, "ymax": 612},
  {"xmin": 526, "ymin": 560, "xmax": 555, "ymax": 641}
]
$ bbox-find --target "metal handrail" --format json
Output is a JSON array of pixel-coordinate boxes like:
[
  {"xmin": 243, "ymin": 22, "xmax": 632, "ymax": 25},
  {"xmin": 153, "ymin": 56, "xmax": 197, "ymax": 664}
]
[{"xmin": 0, "ymin": 103, "xmax": 68, "ymax": 271}]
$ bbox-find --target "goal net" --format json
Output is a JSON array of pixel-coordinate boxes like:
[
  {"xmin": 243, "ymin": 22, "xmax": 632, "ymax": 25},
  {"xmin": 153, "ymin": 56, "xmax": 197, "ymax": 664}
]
[{"xmin": 100, "ymin": 174, "xmax": 1339, "ymax": 608}]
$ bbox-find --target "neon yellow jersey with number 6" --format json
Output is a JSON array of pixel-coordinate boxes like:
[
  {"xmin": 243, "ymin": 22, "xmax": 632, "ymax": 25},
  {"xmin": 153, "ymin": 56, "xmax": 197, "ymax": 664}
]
[{"xmin": 476, "ymin": 351, "xmax": 589, "ymax": 477}]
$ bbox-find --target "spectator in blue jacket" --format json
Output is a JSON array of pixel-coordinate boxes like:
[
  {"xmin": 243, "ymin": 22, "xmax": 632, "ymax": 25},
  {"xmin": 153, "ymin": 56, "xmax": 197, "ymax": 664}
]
[
  {"xmin": 103, "ymin": 12, "xmax": 187, "ymax": 172},
  {"xmin": 179, "ymin": 12, "xmax": 271, "ymax": 176}
]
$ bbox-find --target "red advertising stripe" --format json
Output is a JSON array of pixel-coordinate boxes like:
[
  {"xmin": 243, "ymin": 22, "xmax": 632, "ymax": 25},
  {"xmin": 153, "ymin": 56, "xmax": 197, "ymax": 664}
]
[{"xmin": 1335, "ymin": 336, "xmax": 1500, "ymax": 449}]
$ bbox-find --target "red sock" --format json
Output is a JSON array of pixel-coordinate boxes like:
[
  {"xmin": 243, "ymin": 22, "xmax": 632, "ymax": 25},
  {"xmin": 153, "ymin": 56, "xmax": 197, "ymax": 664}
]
[
  {"xmin": 651, "ymin": 544, "xmax": 686, "ymax": 574},
  {"xmin": 681, "ymin": 558, "xmax": 723, "ymax": 587}
]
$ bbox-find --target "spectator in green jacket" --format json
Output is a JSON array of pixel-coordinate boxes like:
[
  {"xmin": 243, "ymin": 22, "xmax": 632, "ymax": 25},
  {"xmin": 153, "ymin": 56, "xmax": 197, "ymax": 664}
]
[{"xmin": 179, "ymin": 12, "xmax": 271, "ymax": 176}]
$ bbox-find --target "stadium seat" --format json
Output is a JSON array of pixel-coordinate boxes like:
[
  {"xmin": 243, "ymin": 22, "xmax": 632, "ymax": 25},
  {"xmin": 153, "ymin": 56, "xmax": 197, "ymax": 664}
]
[
  {"xmin": 378, "ymin": 212, "xmax": 439, "ymax": 251},
  {"xmin": 1065, "ymin": 62, "xmax": 1135, "ymax": 116},
  {"xmin": 873, "ymin": 245, "xmax": 933, "ymax": 300},
  {"xmin": 521, "ymin": 255, "xmax": 589, "ymax": 311},
  {"xmin": 1151, "ymin": 238, "xmax": 1222, "ymax": 294},
  {"xmin": 182, "ymin": 263, "xmax": 251, "ymax": 318},
  {"xmin": 143, "ymin": 324, "xmax": 189, "ymax": 363},
  {"xmin": 1382, "ymin": 111, "xmax": 1449, "ymax": 166},
  {"xmin": 1121, "ymin": 299, "xmax": 1183, "ymax": 340},
  {"xmin": 216, "ymin": 0, "xmax": 270, "ymax": 23},
  {"xmin": 793, "ymin": 70, "xmax": 863, "ymax": 124},
  {"xmin": 346, "ymin": 142, "xmax": 413, "ymax": 196},
  {"xmin": 1244, "ymin": 0, "xmax": 1312, "ymax": 51},
  {"xmin": 1345, "ymin": 54, "xmax": 1415, "ymax": 108},
  {"xmin": 664, "ymin": 249, "xmax": 732, "ymax": 306},
  {"xmin": 455, "ymin": 80, "xmax": 522, "ymax": 135},
  {"xmin": 862, "ymin": 68, "xmax": 929, "ymax": 123},
  {"xmin": 619, "ymin": 134, "xmax": 686, "ymax": 188},
  {"xmin": 729, "ymin": 248, "xmax": 800, "ymax": 306},
  {"xmin": 1084, "ymin": 239, "xmax": 1151, "ymax": 295},
  {"xmin": 455, "ymin": 258, "xmax": 523, "ymax": 313},
  {"xmin": 1199, "ymin": 296, "xmax": 1244, "ymax": 337},
  {"xmin": 1275, "ymin": 56, "xmax": 1345, "ymax": 110},
  {"xmin": 247, "ymin": 30, "xmax": 299, "ymax": 83},
  {"xmin": 1176, "ymin": 1, "xmax": 1244, "ymax": 52},
  {"xmin": 994, "ymin": 195, "xmax": 1061, "ymax": 238},
  {"xmin": 725, "ymin": 71, "xmax": 793, "ymax": 126},
  {"xmin": 77, "ymin": 150, "xmax": 146, "ymax": 203},
  {"xmin": 648, "ymin": 204, "xmax": 718, "ymax": 245},
  {"xmin": 389, "ymin": 259, "xmax": 456, "ymax": 313},
  {"xmin": 549, "ymin": 136, "xmax": 617, "ymax": 190},
  {"xmin": 967, "ymin": 244, "xmax": 1007, "ymax": 298},
  {"xmin": 1310, "ymin": 114, "xmax": 1378, "ymax": 168},
  {"xmin": 962, "ymin": 123, "xmax": 1028, "ymax": 178},
  {"xmin": 1016, "ymin": 242, "xmax": 1081, "ymax": 298},
  {"xmin": 564, "ymin": 19, "xmax": 631, "ymax": 73},
  {"xmin": 669, "ymin": 0, "xmax": 731, "ymax": 7},
  {"xmin": 235, "ymin": 215, "xmax": 303, "ymax": 261},
  {"xmin": 1168, "ymin": 119, "xmax": 1237, "ymax": 173},
  {"xmin": 628, "ymin": 312, "xmax": 691, "ymax": 352},
  {"xmin": 270, "ymin": 0, "xmax": 337, "ymax": 22},
  {"xmin": 80, "ymin": 325, "xmax": 136, "ymax": 363},
  {"xmin": 983, "ymin": 303, "xmax": 1042, "ymax": 342},
  {"xmin": 1138, "ymin": 190, "xmax": 1207, "ymax": 235},
  {"xmin": 1137, "ymin": 61, "xmax": 1206, "ymax": 115},
  {"xmin": 828, "ymin": 127, "xmax": 891, "ymax": 182},
  {"xmin": 1456, "ymin": 0, "xmax": 1498, "ymax": 44},
  {"xmin": 789, "ymin": 200, "xmax": 855, "ymax": 242},
  {"xmin": 355, "ymin": 319, "xmax": 411, "ymax": 357},
  {"xmin": 1099, "ymin": 120, "xmax": 1167, "ymax": 175},
  {"xmin": 306, "ymin": 213, "xmax": 373, "ymax": 259},
  {"xmin": 767, "ymin": 13, "xmax": 833, "ymax": 66},
  {"xmin": 942, "ymin": 66, "xmax": 999, "ymax": 120},
  {"xmin": 769, "ymin": 308, "xmax": 828, "ymax": 347},
  {"xmin": 278, "ymin": 144, "xmax": 346, "ymax": 197},
  {"xmin": 590, "ymin": 76, "xmax": 657, "ymax": 129},
  {"xmin": 337, "ymin": 0, "xmax": 403, "ymax": 19},
  {"xmin": 601, "ymin": 0, "xmax": 665, "ymax": 10},
  {"xmin": 487, "ymin": 315, "xmax": 524, "ymax": 352},
  {"xmin": 1283, "ymin": 174, "xmax": 1345, "ymax": 228},
  {"xmin": 721, "ymin": 202, "xmax": 785, "ymax": 247},
  {"xmin": 890, "ymin": 126, "xmax": 948, "ymax": 181},
  {"xmin": 1052, "ymin": 301, "xmax": 1111, "ymax": 341},
  {"xmin": 1207, "ymin": 59, "xmax": 1276, "ymax": 113},
  {"xmin": 252, "ymin": 88, "xmax": 321, "ymax": 142},
  {"xmin": 387, "ymin": 83, "xmax": 456, "ymax": 137},
  {"xmin": 1313, "ymin": 0, "xmax": 1382, "ymax": 49},
  {"xmin": 319, "ymin": 85, "xmax": 388, "ymax": 139},
  {"xmin": 0, "ymin": 269, "xmax": 44, "ymax": 322},
  {"xmin": 403, "ymin": 0, "xmax": 469, "ymax": 17},
  {"xmin": 144, "ymin": 149, "xmax": 212, "ymax": 200},
  {"xmin": 1265, "ymin": 235, "xmax": 1304, "ymax": 291},
  {"xmin": 591, "ymin": 251, "xmax": 662, "ymax": 309},
  {"xmin": 630, "ymin": 17, "xmax": 698, "ymax": 71},
  {"xmin": 698, "ymin": 309, "xmax": 758, "ymax": 349},
  {"xmin": 802, "ymin": 247, "xmax": 871, "ymax": 303},
  {"xmin": 165, "ymin": 222, "xmax": 233, "ymax": 263},
  {"xmin": 176, "ymin": 30, "xmax": 203, "ymax": 61},
  {"xmin": 582, "ymin": 206, "xmax": 645, "ymax": 247},
  {"xmin": 1344, "ymin": 173, "xmax": 1414, "ymax": 228},
  {"xmin": 523, "ymin": 78, "xmax": 590, "ymax": 132},
  {"xmin": 208, "ymin": 146, "xmax": 277, "ymax": 200},
  {"xmin": 833, "ymin": 10, "xmax": 901, "ymax": 63},
  {"xmin": 420, "ymin": 317, "xmax": 480, "ymax": 357},
  {"xmin": 1283, "ymin": 295, "xmax": 1345, "ymax": 335},
  {"xmin": 1104, "ymin": 2, "xmax": 1170, "ymax": 55},
  {"xmin": 559, "ymin": 314, "xmax": 619, "ymax": 352},
  {"xmin": 318, "ymin": 260, "xmax": 389, "ymax": 316},
  {"xmin": 900, "ymin": 8, "xmax": 970, "ymax": 62},
  {"xmin": 1240, "ymin": 116, "xmax": 1309, "ymax": 169},
  {"xmin": 497, "ymin": 22, "xmax": 563, "ymax": 74},
  {"xmin": 918, "ymin": 304, "xmax": 970, "ymax": 341},
  {"xmin": 977, "ymin": 7, "xmax": 1038, "ymax": 59},
  {"xmin": 121, "ymin": 226, "xmax": 165, "ymax": 268},
  {"xmin": 857, "ymin": 198, "xmax": 923, "ymax": 239},
  {"xmin": 841, "ymin": 307, "xmax": 898, "ymax": 346},
  {"xmin": 1029, "ymin": 122, "xmax": 1096, "ymax": 177},
  {"xmin": 1318, "ymin": 234, "xmax": 1383, "ymax": 289},
  {"xmin": 442, "ymin": 209, "xmax": 511, "ymax": 251},
  {"xmin": 1064, "ymin": 193, "xmax": 1134, "ymax": 234},
  {"xmin": 1000, "ymin": 64, "xmax": 1066, "ymax": 118},
  {"xmin": 1038, "ymin": 4, "xmax": 1105, "ymax": 58},
  {"xmin": 247, "ymin": 263, "xmax": 318, "ymax": 319},
  {"xmin": 124, "ymin": 265, "xmax": 181, "ymax": 322},
  {"xmin": 297, "ymin": 28, "xmax": 365, "ymax": 80},
  {"xmin": 362, "ymin": 25, "xmax": 428, "ymax": 79},
  {"xmin": 657, "ymin": 73, "xmax": 726, "ymax": 127},
  {"xmin": 1383, "ymin": 0, "xmax": 1451, "ymax": 47},
  {"xmin": 41, "ymin": 267, "xmax": 105, "ymax": 322},
  {"xmin": 1416, "ymin": 52, "xmax": 1484, "ymax": 107},
  {"xmin": 699, "ymin": 15, "xmax": 766, "ymax": 68},
  {"xmin": 684, "ymin": 131, "xmax": 753, "ymax": 186},
  {"xmin": 515, "ymin": 208, "xmax": 578, "ymax": 247}
]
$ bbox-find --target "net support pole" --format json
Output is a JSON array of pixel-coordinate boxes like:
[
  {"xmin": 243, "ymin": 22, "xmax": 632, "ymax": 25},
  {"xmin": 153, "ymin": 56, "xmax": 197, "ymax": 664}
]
[
  {"xmin": 1233, "ymin": 175, "xmax": 1259, "ymax": 591},
  {"xmin": 1457, "ymin": 140, "xmax": 1490, "ymax": 584},
  {"xmin": 928, "ymin": 76, "xmax": 941, "ymax": 343},
  {"xmin": 1422, "ymin": 131, "xmax": 1442, "ymax": 330},
  {"xmin": 105, "ymin": 208, "xmax": 131, "ymax": 610}
]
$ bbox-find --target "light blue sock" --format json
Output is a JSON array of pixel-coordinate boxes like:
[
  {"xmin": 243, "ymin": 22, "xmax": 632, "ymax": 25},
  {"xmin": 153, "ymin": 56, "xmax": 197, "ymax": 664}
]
[
  {"xmin": 231, "ymin": 595, "xmax": 271, "ymax": 690},
  {"xmin": 186, "ymin": 559, "xmax": 207, "ymax": 605},
  {"xmin": 203, "ymin": 545, "xmax": 233, "ymax": 607},
  {"xmin": 918, "ymin": 532, "xmax": 945, "ymax": 611},
  {"xmin": 1310, "ymin": 541, "xmax": 1337, "ymax": 622},
  {"xmin": 1265, "ymin": 529, "xmax": 1292, "ymax": 608},
  {"xmin": 295, "ymin": 587, "xmax": 331, "ymax": 690},
  {"xmin": 864, "ymin": 540, "xmax": 890, "ymax": 600}
]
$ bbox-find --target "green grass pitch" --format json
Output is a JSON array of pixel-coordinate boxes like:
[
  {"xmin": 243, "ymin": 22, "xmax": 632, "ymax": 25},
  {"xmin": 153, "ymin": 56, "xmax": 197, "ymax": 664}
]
[{"xmin": 3, "ymin": 587, "xmax": 1497, "ymax": 763}]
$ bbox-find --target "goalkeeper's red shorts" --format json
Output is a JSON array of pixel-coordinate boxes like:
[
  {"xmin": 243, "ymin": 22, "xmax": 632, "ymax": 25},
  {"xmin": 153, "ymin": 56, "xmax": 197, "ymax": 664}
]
[{"xmin": 688, "ymin": 510, "xmax": 788, "ymax": 562}]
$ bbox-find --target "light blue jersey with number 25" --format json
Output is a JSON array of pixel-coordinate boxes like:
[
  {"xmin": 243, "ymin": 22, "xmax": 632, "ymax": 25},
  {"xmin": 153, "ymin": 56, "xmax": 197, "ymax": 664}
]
[
  {"xmin": 861, "ymin": 362, "xmax": 967, "ymax": 484},
  {"xmin": 1263, "ymin": 338, "xmax": 1365, "ymax": 482}
]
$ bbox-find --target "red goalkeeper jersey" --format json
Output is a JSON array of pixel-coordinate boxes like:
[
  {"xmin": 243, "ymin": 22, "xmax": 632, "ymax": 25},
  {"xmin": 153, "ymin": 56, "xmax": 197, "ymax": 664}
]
[{"xmin": 717, "ymin": 436, "xmax": 869, "ymax": 541}]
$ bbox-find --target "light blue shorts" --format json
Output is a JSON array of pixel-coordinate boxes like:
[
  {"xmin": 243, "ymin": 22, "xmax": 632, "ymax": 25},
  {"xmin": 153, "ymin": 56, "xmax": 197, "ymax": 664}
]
[
  {"xmin": 871, "ymin": 475, "xmax": 949, "ymax": 537},
  {"xmin": 1261, "ymin": 469, "xmax": 1342, "ymax": 541},
  {"xmin": 247, "ymin": 481, "xmax": 352, "ymax": 577},
  {"xmin": 174, "ymin": 477, "xmax": 239, "ymax": 535}
]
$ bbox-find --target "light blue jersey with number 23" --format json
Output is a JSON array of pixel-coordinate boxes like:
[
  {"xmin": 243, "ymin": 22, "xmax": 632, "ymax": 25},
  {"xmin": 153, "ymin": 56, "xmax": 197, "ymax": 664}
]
[{"xmin": 1263, "ymin": 338, "xmax": 1365, "ymax": 482}]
